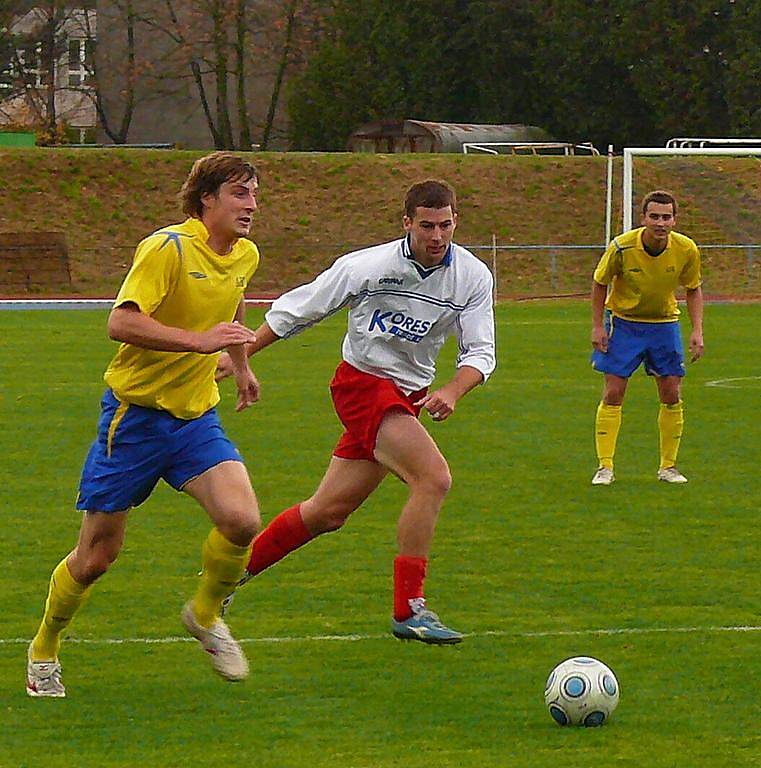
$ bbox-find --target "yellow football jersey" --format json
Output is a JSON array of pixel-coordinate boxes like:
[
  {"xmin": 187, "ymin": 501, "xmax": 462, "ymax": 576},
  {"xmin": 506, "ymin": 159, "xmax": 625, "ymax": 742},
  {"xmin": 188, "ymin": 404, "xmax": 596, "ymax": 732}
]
[
  {"xmin": 593, "ymin": 228, "xmax": 701, "ymax": 322},
  {"xmin": 104, "ymin": 218, "xmax": 260, "ymax": 419}
]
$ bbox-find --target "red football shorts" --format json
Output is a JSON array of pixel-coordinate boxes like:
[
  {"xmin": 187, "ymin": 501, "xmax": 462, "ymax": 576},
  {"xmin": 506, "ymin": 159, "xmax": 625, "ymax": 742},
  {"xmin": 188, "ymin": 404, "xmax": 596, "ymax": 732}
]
[{"xmin": 329, "ymin": 361, "xmax": 427, "ymax": 462}]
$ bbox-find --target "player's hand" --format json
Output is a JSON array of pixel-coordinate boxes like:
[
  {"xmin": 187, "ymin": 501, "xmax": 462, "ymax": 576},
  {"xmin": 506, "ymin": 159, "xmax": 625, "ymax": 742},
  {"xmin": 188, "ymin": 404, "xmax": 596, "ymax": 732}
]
[
  {"xmin": 215, "ymin": 351, "xmax": 234, "ymax": 381},
  {"xmin": 689, "ymin": 331, "xmax": 704, "ymax": 362},
  {"xmin": 591, "ymin": 326, "xmax": 608, "ymax": 353},
  {"xmin": 195, "ymin": 323, "xmax": 256, "ymax": 354},
  {"xmin": 233, "ymin": 364, "xmax": 260, "ymax": 412},
  {"xmin": 414, "ymin": 386, "xmax": 457, "ymax": 422}
]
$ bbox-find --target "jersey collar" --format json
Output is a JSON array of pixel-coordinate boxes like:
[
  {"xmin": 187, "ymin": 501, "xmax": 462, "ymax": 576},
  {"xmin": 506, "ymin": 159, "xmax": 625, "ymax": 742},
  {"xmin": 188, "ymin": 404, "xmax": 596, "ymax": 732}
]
[
  {"xmin": 637, "ymin": 227, "xmax": 670, "ymax": 257},
  {"xmin": 185, "ymin": 217, "xmax": 211, "ymax": 240},
  {"xmin": 186, "ymin": 217, "xmax": 242, "ymax": 256},
  {"xmin": 401, "ymin": 234, "xmax": 453, "ymax": 278}
]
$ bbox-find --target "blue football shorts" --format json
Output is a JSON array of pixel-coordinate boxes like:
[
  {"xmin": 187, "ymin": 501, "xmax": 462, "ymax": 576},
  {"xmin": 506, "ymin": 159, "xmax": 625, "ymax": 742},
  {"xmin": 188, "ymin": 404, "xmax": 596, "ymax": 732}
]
[
  {"xmin": 591, "ymin": 312, "xmax": 686, "ymax": 379},
  {"xmin": 76, "ymin": 389, "xmax": 243, "ymax": 512}
]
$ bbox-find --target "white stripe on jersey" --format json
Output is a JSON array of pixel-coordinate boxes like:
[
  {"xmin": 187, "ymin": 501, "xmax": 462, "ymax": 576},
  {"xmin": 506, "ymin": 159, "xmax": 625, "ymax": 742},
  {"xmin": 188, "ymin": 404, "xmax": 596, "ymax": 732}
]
[{"xmin": 266, "ymin": 237, "xmax": 496, "ymax": 393}]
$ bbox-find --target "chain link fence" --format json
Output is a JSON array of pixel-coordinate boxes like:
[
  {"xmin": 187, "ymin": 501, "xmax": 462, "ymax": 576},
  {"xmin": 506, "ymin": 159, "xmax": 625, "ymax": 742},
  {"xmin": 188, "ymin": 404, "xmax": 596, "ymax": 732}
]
[{"xmin": 3, "ymin": 240, "xmax": 759, "ymax": 299}]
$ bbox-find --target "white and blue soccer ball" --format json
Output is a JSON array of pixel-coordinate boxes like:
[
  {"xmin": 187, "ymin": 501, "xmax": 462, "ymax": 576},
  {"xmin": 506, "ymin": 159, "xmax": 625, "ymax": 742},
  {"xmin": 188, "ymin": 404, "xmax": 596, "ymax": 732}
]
[{"xmin": 544, "ymin": 656, "xmax": 619, "ymax": 727}]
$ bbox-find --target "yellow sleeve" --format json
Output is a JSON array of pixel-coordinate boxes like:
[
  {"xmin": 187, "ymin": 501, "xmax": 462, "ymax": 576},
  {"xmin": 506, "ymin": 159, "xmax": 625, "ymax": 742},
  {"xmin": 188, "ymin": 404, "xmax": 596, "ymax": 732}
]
[
  {"xmin": 593, "ymin": 240, "xmax": 622, "ymax": 285},
  {"xmin": 680, "ymin": 242, "xmax": 702, "ymax": 290},
  {"xmin": 114, "ymin": 234, "xmax": 181, "ymax": 314}
]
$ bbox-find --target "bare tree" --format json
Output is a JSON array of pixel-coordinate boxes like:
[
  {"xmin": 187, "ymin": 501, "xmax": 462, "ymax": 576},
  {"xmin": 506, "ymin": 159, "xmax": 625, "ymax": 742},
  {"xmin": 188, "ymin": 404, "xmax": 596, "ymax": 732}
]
[
  {"xmin": 259, "ymin": 0, "xmax": 325, "ymax": 149},
  {"xmin": 234, "ymin": 0, "xmax": 251, "ymax": 149},
  {"xmin": 127, "ymin": 0, "xmax": 324, "ymax": 150},
  {"xmin": 82, "ymin": 0, "xmax": 138, "ymax": 144},
  {"xmin": 260, "ymin": 0, "xmax": 296, "ymax": 150}
]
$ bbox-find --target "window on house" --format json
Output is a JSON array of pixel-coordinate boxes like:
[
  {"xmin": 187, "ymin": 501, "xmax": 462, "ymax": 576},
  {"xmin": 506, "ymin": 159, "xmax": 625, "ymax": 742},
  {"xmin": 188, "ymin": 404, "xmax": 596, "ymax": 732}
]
[
  {"xmin": 20, "ymin": 42, "xmax": 43, "ymax": 88},
  {"xmin": 0, "ymin": 42, "xmax": 13, "ymax": 91},
  {"xmin": 68, "ymin": 38, "xmax": 94, "ymax": 87}
]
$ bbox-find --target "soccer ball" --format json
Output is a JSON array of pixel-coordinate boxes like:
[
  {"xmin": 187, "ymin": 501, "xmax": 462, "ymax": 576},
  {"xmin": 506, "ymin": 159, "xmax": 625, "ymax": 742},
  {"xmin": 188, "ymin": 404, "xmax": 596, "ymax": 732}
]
[{"xmin": 544, "ymin": 656, "xmax": 619, "ymax": 727}]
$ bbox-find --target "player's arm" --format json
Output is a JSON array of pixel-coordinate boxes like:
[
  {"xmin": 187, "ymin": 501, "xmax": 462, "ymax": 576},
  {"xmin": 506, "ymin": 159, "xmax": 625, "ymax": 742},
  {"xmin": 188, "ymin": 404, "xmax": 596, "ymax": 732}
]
[
  {"xmin": 417, "ymin": 274, "xmax": 495, "ymax": 422},
  {"xmin": 685, "ymin": 285, "xmax": 704, "ymax": 362},
  {"xmin": 414, "ymin": 365, "xmax": 485, "ymax": 422},
  {"xmin": 109, "ymin": 235, "xmax": 255, "ymax": 353},
  {"xmin": 218, "ymin": 256, "xmax": 356, "ymax": 380},
  {"xmin": 243, "ymin": 321, "xmax": 281, "ymax": 356},
  {"xmin": 591, "ymin": 280, "xmax": 609, "ymax": 352},
  {"xmin": 591, "ymin": 241, "xmax": 620, "ymax": 353},
  {"xmin": 108, "ymin": 302, "xmax": 255, "ymax": 353},
  {"xmin": 226, "ymin": 299, "xmax": 261, "ymax": 411},
  {"xmin": 216, "ymin": 320, "xmax": 282, "ymax": 381}
]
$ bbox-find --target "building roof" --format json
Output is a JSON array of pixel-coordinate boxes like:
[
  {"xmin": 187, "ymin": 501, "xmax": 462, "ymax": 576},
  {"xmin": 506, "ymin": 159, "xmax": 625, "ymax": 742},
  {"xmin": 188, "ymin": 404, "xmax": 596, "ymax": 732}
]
[{"xmin": 348, "ymin": 119, "xmax": 553, "ymax": 153}]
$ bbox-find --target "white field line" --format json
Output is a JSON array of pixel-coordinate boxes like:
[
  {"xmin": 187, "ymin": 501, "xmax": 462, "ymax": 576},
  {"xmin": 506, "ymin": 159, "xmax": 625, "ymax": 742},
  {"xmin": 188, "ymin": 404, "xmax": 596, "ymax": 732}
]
[
  {"xmin": 705, "ymin": 376, "xmax": 761, "ymax": 388},
  {"xmin": 1, "ymin": 624, "xmax": 759, "ymax": 647}
]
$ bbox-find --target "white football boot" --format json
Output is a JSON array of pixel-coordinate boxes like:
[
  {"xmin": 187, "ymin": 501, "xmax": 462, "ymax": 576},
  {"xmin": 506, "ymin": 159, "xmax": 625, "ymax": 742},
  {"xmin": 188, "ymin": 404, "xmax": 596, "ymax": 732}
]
[
  {"xmin": 26, "ymin": 647, "xmax": 66, "ymax": 698},
  {"xmin": 657, "ymin": 467, "xmax": 688, "ymax": 484},
  {"xmin": 591, "ymin": 467, "xmax": 615, "ymax": 486},
  {"xmin": 181, "ymin": 602, "xmax": 249, "ymax": 682}
]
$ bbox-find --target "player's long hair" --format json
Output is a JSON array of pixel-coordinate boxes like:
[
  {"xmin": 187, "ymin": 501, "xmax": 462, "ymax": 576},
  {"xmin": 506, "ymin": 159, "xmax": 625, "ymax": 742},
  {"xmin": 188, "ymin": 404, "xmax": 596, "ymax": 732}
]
[
  {"xmin": 404, "ymin": 180, "xmax": 457, "ymax": 219},
  {"xmin": 180, "ymin": 152, "xmax": 258, "ymax": 218}
]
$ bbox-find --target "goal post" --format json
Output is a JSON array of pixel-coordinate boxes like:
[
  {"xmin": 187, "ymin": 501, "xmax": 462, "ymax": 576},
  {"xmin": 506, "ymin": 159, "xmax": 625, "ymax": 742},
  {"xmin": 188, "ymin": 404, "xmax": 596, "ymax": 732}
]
[{"xmin": 622, "ymin": 146, "xmax": 761, "ymax": 231}]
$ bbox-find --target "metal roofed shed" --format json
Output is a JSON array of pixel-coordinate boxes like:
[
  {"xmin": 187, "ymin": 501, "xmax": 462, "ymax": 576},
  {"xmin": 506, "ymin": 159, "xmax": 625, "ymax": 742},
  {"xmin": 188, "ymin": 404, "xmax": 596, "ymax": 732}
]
[{"xmin": 347, "ymin": 120, "xmax": 553, "ymax": 153}]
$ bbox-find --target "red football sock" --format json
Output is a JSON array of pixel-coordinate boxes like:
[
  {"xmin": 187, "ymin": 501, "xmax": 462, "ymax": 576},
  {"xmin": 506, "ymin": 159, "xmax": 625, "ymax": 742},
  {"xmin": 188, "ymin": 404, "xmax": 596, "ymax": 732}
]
[
  {"xmin": 393, "ymin": 555, "xmax": 428, "ymax": 621},
  {"xmin": 246, "ymin": 504, "xmax": 313, "ymax": 575}
]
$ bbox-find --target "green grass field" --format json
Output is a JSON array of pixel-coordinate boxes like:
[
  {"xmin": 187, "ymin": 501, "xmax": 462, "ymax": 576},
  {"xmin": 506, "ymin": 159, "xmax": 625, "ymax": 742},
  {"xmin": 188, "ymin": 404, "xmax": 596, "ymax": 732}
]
[{"xmin": 1, "ymin": 301, "xmax": 759, "ymax": 767}]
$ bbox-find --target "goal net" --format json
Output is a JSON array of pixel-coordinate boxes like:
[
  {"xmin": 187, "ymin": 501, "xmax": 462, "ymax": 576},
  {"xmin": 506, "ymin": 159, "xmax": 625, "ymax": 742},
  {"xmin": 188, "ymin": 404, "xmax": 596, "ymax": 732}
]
[{"xmin": 622, "ymin": 146, "xmax": 761, "ymax": 296}]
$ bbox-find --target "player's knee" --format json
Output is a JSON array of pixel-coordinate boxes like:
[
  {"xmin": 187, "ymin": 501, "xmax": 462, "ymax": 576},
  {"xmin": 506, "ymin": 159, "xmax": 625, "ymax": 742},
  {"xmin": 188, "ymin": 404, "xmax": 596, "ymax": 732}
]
[
  {"xmin": 659, "ymin": 383, "xmax": 681, "ymax": 404},
  {"xmin": 603, "ymin": 386, "xmax": 626, "ymax": 405},
  {"xmin": 434, "ymin": 465, "xmax": 453, "ymax": 497},
  {"xmin": 76, "ymin": 544, "xmax": 119, "ymax": 584},
  {"xmin": 233, "ymin": 520, "xmax": 260, "ymax": 545},
  {"xmin": 415, "ymin": 462, "xmax": 452, "ymax": 500},
  {"xmin": 220, "ymin": 512, "xmax": 260, "ymax": 546},
  {"xmin": 241, "ymin": 512, "xmax": 262, "ymax": 541}
]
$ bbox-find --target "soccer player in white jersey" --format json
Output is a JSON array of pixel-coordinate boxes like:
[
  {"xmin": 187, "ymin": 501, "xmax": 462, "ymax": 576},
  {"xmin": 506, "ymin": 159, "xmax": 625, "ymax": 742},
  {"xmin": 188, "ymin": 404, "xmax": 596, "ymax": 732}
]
[
  {"xmin": 218, "ymin": 180, "xmax": 496, "ymax": 643},
  {"xmin": 590, "ymin": 190, "xmax": 704, "ymax": 486}
]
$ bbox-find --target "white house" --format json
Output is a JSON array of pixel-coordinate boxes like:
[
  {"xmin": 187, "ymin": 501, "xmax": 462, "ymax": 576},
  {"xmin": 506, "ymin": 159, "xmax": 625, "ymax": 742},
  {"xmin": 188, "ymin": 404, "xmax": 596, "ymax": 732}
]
[{"xmin": 0, "ymin": 6, "xmax": 96, "ymax": 142}]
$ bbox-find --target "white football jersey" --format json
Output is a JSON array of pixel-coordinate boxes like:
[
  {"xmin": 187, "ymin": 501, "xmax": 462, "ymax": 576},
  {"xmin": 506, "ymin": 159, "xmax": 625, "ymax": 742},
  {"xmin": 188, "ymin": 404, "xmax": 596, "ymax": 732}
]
[{"xmin": 265, "ymin": 236, "xmax": 496, "ymax": 393}]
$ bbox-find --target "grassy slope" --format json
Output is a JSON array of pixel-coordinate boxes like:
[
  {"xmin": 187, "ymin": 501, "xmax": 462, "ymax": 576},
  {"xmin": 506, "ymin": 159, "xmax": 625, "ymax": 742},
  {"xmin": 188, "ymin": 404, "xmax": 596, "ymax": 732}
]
[{"xmin": 1, "ymin": 149, "xmax": 760, "ymax": 296}]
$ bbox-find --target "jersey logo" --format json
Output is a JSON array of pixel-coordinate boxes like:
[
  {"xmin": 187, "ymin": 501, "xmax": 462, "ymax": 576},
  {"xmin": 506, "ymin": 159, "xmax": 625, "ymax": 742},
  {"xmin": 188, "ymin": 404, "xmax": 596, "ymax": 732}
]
[
  {"xmin": 158, "ymin": 230, "xmax": 194, "ymax": 259},
  {"xmin": 666, "ymin": 266, "xmax": 675, "ymax": 272},
  {"xmin": 236, "ymin": 276, "xmax": 247, "ymax": 287},
  {"xmin": 368, "ymin": 309, "xmax": 432, "ymax": 343},
  {"xmin": 379, "ymin": 277, "xmax": 404, "ymax": 285},
  {"xmin": 189, "ymin": 271, "xmax": 208, "ymax": 279}
]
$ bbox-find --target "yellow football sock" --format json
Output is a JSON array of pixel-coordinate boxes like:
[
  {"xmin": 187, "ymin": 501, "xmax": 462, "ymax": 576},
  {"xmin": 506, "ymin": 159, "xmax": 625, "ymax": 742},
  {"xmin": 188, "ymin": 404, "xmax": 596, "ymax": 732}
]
[
  {"xmin": 658, "ymin": 400, "xmax": 684, "ymax": 470},
  {"xmin": 30, "ymin": 558, "xmax": 91, "ymax": 661},
  {"xmin": 192, "ymin": 528, "xmax": 251, "ymax": 628},
  {"xmin": 595, "ymin": 401, "xmax": 622, "ymax": 470}
]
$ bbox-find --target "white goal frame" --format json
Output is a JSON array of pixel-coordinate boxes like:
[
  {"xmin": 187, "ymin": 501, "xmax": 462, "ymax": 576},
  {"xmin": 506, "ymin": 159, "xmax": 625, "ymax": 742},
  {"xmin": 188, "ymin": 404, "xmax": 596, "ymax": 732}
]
[
  {"xmin": 623, "ymin": 146, "xmax": 761, "ymax": 231},
  {"xmin": 666, "ymin": 137, "xmax": 761, "ymax": 149}
]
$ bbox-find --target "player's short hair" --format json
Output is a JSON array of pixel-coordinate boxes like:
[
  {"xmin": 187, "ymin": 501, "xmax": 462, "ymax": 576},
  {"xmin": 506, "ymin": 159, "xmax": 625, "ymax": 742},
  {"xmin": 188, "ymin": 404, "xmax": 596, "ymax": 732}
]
[
  {"xmin": 404, "ymin": 180, "xmax": 457, "ymax": 219},
  {"xmin": 642, "ymin": 190, "xmax": 677, "ymax": 216},
  {"xmin": 180, "ymin": 152, "xmax": 258, "ymax": 218}
]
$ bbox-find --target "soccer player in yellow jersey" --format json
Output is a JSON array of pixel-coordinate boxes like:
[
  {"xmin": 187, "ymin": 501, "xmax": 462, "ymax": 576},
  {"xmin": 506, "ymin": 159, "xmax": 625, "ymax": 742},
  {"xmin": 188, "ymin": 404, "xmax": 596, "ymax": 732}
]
[
  {"xmin": 590, "ymin": 190, "xmax": 704, "ymax": 486},
  {"xmin": 26, "ymin": 153, "xmax": 263, "ymax": 697}
]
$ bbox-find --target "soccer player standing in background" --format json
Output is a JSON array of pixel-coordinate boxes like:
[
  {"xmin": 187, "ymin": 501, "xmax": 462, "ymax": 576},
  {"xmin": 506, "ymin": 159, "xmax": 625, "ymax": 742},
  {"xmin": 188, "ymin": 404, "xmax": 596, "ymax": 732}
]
[
  {"xmin": 590, "ymin": 190, "xmax": 704, "ymax": 486},
  {"xmin": 218, "ymin": 179, "xmax": 496, "ymax": 643},
  {"xmin": 27, "ymin": 153, "xmax": 263, "ymax": 697}
]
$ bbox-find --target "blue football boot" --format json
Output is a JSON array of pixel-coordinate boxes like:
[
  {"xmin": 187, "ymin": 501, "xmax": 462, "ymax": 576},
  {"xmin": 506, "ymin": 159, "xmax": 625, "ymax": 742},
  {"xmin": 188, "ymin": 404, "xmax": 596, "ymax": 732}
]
[{"xmin": 391, "ymin": 603, "xmax": 463, "ymax": 645}]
